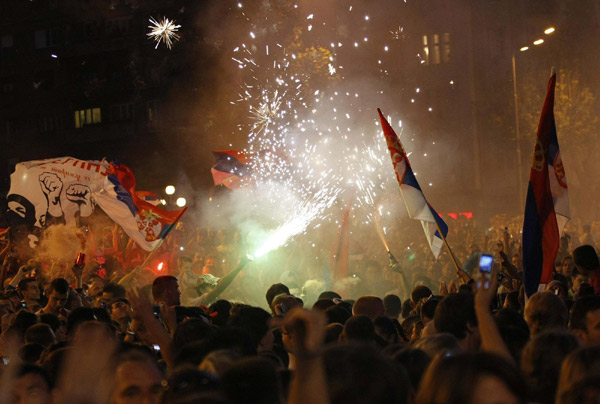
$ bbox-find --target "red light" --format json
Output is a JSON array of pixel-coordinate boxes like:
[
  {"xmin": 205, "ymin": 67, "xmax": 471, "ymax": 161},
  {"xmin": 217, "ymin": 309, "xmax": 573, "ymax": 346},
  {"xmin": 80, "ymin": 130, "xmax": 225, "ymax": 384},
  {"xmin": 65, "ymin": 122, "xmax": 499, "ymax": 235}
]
[
  {"xmin": 157, "ymin": 262, "xmax": 164, "ymax": 271},
  {"xmin": 447, "ymin": 213, "xmax": 458, "ymax": 220},
  {"xmin": 459, "ymin": 212, "xmax": 473, "ymax": 219}
]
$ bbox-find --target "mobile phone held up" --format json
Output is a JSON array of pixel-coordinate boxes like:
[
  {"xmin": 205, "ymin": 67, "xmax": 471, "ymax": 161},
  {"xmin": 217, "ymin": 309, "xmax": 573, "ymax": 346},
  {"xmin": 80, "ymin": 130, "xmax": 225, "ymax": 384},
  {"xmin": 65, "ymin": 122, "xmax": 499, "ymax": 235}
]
[{"xmin": 479, "ymin": 254, "xmax": 493, "ymax": 289}]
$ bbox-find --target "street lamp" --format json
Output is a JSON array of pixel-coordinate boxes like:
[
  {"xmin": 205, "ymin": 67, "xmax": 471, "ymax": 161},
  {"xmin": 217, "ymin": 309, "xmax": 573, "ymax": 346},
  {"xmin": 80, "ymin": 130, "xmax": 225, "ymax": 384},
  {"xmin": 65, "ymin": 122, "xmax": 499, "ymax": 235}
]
[
  {"xmin": 176, "ymin": 197, "xmax": 187, "ymax": 207},
  {"xmin": 511, "ymin": 27, "xmax": 556, "ymax": 208},
  {"xmin": 165, "ymin": 185, "xmax": 175, "ymax": 195}
]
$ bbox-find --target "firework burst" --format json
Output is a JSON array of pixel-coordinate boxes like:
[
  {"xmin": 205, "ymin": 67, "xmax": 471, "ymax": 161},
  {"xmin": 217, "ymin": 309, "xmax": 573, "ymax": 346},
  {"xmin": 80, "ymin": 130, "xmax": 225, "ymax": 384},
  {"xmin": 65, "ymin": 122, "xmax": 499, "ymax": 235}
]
[{"xmin": 147, "ymin": 17, "xmax": 181, "ymax": 50}]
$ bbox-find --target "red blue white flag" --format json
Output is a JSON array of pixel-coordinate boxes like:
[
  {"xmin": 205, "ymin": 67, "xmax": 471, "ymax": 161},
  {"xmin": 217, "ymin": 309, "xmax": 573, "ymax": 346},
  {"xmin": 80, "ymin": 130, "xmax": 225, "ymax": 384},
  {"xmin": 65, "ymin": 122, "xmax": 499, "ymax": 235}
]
[
  {"xmin": 211, "ymin": 150, "xmax": 252, "ymax": 189},
  {"xmin": 378, "ymin": 109, "xmax": 448, "ymax": 258},
  {"xmin": 523, "ymin": 71, "xmax": 570, "ymax": 297},
  {"xmin": 95, "ymin": 162, "xmax": 187, "ymax": 251}
]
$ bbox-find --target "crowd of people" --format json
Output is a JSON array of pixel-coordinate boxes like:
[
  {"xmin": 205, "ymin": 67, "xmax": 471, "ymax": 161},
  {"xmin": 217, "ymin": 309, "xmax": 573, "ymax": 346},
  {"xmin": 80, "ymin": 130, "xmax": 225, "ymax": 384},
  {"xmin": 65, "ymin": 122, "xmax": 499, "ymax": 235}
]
[{"xmin": 1, "ymin": 214, "xmax": 600, "ymax": 404}]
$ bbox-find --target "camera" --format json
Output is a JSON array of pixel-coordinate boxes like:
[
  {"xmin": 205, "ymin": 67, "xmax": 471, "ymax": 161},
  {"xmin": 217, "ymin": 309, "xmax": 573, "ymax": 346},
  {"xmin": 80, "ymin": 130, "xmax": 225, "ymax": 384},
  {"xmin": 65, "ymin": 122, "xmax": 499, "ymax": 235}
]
[{"xmin": 479, "ymin": 254, "xmax": 493, "ymax": 289}]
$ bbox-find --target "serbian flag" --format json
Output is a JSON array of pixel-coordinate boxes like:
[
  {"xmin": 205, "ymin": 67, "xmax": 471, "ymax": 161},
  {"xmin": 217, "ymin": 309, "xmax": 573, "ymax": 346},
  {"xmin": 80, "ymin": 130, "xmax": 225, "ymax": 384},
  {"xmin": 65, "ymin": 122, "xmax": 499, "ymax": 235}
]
[
  {"xmin": 211, "ymin": 150, "xmax": 252, "ymax": 189},
  {"xmin": 523, "ymin": 71, "xmax": 570, "ymax": 297},
  {"xmin": 135, "ymin": 191, "xmax": 162, "ymax": 207},
  {"xmin": 95, "ymin": 162, "xmax": 187, "ymax": 251},
  {"xmin": 329, "ymin": 203, "xmax": 351, "ymax": 280},
  {"xmin": 378, "ymin": 109, "xmax": 448, "ymax": 258}
]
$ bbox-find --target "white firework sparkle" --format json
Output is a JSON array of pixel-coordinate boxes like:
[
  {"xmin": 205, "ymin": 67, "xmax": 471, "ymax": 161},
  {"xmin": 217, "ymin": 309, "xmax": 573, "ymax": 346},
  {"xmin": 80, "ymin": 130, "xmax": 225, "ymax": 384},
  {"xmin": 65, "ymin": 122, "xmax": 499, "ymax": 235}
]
[{"xmin": 147, "ymin": 17, "xmax": 181, "ymax": 50}]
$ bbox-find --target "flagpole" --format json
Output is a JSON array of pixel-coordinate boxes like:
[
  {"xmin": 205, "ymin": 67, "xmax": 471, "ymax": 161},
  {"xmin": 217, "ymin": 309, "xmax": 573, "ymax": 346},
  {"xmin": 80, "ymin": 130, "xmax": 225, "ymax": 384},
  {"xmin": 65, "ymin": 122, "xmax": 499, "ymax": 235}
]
[{"xmin": 433, "ymin": 219, "xmax": 462, "ymax": 273}]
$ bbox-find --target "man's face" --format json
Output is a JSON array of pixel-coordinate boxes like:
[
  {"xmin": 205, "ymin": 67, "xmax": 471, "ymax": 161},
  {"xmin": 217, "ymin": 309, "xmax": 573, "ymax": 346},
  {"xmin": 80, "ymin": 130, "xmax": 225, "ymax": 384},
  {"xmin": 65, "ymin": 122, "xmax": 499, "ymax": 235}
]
[
  {"xmin": 11, "ymin": 373, "xmax": 52, "ymax": 404},
  {"xmin": 203, "ymin": 258, "xmax": 215, "ymax": 270},
  {"xmin": 582, "ymin": 309, "xmax": 600, "ymax": 346},
  {"xmin": 24, "ymin": 282, "xmax": 40, "ymax": 301},
  {"xmin": 47, "ymin": 290, "xmax": 68, "ymax": 312},
  {"xmin": 111, "ymin": 301, "xmax": 131, "ymax": 322},
  {"xmin": 112, "ymin": 360, "xmax": 164, "ymax": 404},
  {"xmin": 179, "ymin": 261, "xmax": 192, "ymax": 273},
  {"xmin": 573, "ymin": 275, "xmax": 589, "ymax": 292},
  {"xmin": 88, "ymin": 281, "xmax": 104, "ymax": 298}
]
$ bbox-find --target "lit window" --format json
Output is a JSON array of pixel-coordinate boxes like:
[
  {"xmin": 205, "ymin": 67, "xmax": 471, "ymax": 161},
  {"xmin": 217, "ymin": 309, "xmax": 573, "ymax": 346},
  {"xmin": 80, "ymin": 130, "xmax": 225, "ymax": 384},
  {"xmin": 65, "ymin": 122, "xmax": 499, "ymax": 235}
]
[
  {"xmin": 432, "ymin": 34, "xmax": 441, "ymax": 64},
  {"xmin": 74, "ymin": 107, "xmax": 101, "ymax": 128},
  {"xmin": 92, "ymin": 107, "xmax": 101, "ymax": 123},
  {"xmin": 442, "ymin": 33, "xmax": 451, "ymax": 63},
  {"xmin": 422, "ymin": 33, "xmax": 451, "ymax": 65}
]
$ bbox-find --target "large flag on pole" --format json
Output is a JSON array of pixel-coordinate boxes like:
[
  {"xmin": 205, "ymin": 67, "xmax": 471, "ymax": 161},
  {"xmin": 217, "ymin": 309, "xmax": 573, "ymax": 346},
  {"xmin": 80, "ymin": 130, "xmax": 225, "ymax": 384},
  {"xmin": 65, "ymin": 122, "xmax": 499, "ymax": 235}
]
[
  {"xmin": 523, "ymin": 70, "xmax": 570, "ymax": 297},
  {"xmin": 211, "ymin": 150, "xmax": 252, "ymax": 189},
  {"xmin": 378, "ymin": 109, "xmax": 448, "ymax": 258}
]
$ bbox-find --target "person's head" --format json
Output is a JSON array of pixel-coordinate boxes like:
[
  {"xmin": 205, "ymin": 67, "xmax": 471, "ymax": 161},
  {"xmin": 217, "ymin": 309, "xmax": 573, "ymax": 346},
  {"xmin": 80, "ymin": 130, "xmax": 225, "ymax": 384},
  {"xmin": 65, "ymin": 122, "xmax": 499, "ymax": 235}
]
[
  {"xmin": 265, "ymin": 283, "xmax": 290, "ymax": 311},
  {"xmin": 524, "ymin": 292, "xmax": 568, "ymax": 336},
  {"xmin": 419, "ymin": 297, "xmax": 440, "ymax": 324},
  {"xmin": 352, "ymin": 296, "xmax": 385, "ymax": 321},
  {"xmin": 102, "ymin": 283, "xmax": 127, "ymax": 305},
  {"xmin": 573, "ymin": 245, "xmax": 600, "ymax": 273},
  {"xmin": 172, "ymin": 318, "xmax": 215, "ymax": 351},
  {"xmin": 411, "ymin": 286, "xmax": 432, "ymax": 306},
  {"xmin": 521, "ymin": 331, "xmax": 580, "ymax": 404},
  {"xmin": 152, "ymin": 276, "xmax": 180, "ymax": 306},
  {"xmin": 88, "ymin": 279, "xmax": 106, "ymax": 299},
  {"xmin": 569, "ymin": 295, "xmax": 600, "ymax": 346},
  {"xmin": 319, "ymin": 291, "xmax": 342, "ymax": 300},
  {"xmin": 228, "ymin": 306, "xmax": 273, "ymax": 352},
  {"xmin": 198, "ymin": 349, "xmax": 240, "ymax": 378},
  {"xmin": 111, "ymin": 350, "xmax": 165, "ymax": 404},
  {"xmin": 373, "ymin": 316, "xmax": 399, "ymax": 345},
  {"xmin": 220, "ymin": 357, "xmax": 283, "ymax": 404},
  {"xmin": 203, "ymin": 255, "xmax": 216, "ymax": 271},
  {"xmin": 433, "ymin": 293, "xmax": 479, "ymax": 351},
  {"xmin": 45, "ymin": 278, "xmax": 69, "ymax": 312},
  {"xmin": 557, "ymin": 375, "xmax": 600, "ymax": 404},
  {"xmin": 415, "ymin": 352, "xmax": 526, "ymax": 404},
  {"xmin": 18, "ymin": 278, "xmax": 40, "ymax": 302},
  {"xmin": 392, "ymin": 348, "xmax": 431, "ymax": 393},
  {"xmin": 560, "ymin": 256, "xmax": 574, "ymax": 277},
  {"xmin": 323, "ymin": 344, "xmax": 411, "ymax": 404},
  {"xmin": 325, "ymin": 304, "xmax": 352, "ymax": 325},
  {"xmin": 312, "ymin": 299, "xmax": 336, "ymax": 312},
  {"xmin": 208, "ymin": 300, "xmax": 232, "ymax": 327},
  {"xmin": 571, "ymin": 268, "xmax": 590, "ymax": 293},
  {"xmin": 340, "ymin": 315, "xmax": 376, "ymax": 344},
  {"xmin": 177, "ymin": 256, "xmax": 193, "ymax": 274},
  {"xmin": 11, "ymin": 364, "xmax": 53, "ymax": 404},
  {"xmin": 24, "ymin": 323, "xmax": 56, "ymax": 347},
  {"xmin": 503, "ymin": 291, "xmax": 521, "ymax": 312},
  {"xmin": 556, "ymin": 346, "xmax": 600, "ymax": 404},
  {"xmin": 271, "ymin": 294, "xmax": 301, "ymax": 317},
  {"xmin": 383, "ymin": 294, "xmax": 402, "ymax": 319},
  {"xmin": 110, "ymin": 298, "xmax": 132, "ymax": 324},
  {"xmin": 411, "ymin": 332, "xmax": 462, "ymax": 359}
]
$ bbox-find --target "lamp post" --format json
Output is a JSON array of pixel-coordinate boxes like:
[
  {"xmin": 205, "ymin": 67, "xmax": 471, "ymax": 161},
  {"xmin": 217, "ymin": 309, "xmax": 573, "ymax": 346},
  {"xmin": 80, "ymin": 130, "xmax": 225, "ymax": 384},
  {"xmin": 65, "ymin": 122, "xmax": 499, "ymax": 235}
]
[{"xmin": 512, "ymin": 27, "xmax": 556, "ymax": 209}]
